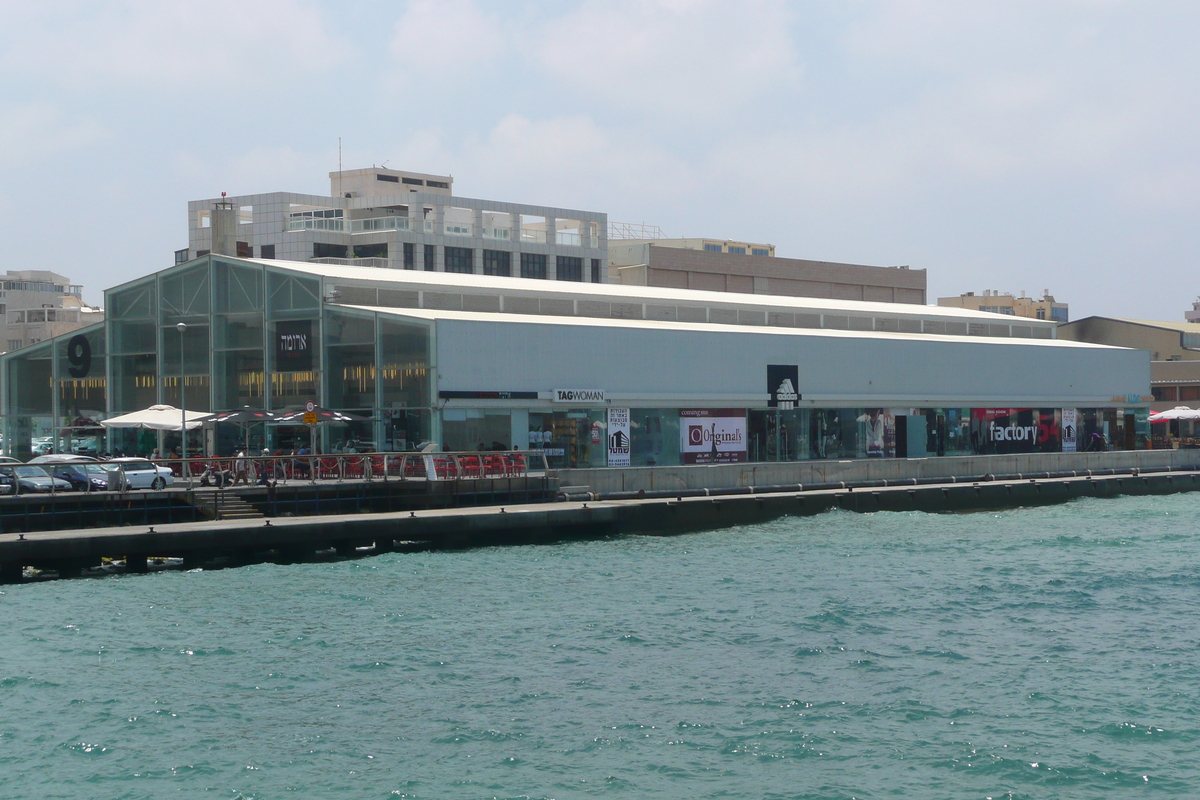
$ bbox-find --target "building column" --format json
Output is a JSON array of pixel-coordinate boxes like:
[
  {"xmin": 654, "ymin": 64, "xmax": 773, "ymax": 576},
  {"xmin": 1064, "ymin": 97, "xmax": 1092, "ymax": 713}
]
[{"xmin": 546, "ymin": 217, "xmax": 558, "ymax": 280}]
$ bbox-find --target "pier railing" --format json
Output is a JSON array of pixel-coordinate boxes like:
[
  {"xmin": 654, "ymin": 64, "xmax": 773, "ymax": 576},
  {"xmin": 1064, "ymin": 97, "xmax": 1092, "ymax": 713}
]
[{"xmin": 167, "ymin": 450, "xmax": 550, "ymax": 487}]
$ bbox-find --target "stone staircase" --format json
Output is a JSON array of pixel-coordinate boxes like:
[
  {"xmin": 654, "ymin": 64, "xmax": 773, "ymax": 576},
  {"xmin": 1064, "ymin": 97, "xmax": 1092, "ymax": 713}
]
[{"xmin": 193, "ymin": 492, "xmax": 265, "ymax": 521}]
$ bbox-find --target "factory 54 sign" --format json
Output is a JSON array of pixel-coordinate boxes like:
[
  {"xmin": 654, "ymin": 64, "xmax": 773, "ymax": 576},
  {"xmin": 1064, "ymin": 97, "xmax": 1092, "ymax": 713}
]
[
  {"xmin": 276, "ymin": 320, "xmax": 313, "ymax": 371},
  {"xmin": 680, "ymin": 409, "xmax": 747, "ymax": 464}
]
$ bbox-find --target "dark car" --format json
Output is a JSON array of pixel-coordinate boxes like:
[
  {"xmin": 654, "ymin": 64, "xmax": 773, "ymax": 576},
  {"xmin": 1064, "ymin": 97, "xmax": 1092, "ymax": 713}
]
[
  {"xmin": 40, "ymin": 462, "xmax": 115, "ymax": 492},
  {"xmin": 0, "ymin": 465, "xmax": 73, "ymax": 494}
]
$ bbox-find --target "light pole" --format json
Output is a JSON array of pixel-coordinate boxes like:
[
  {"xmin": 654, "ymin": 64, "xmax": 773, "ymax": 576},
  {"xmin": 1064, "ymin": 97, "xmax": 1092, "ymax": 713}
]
[{"xmin": 176, "ymin": 323, "xmax": 187, "ymax": 480}]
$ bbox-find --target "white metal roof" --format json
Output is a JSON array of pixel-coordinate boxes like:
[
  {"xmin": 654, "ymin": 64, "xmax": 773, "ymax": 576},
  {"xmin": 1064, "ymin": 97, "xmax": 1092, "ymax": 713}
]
[
  {"xmin": 341, "ymin": 304, "xmax": 1118, "ymax": 350},
  {"xmin": 245, "ymin": 257, "xmax": 1051, "ymax": 328}
]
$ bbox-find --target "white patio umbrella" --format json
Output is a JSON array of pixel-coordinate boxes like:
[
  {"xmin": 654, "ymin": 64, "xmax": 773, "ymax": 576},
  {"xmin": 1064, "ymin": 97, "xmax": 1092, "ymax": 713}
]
[
  {"xmin": 99, "ymin": 404, "xmax": 214, "ymax": 431},
  {"xmin": 1148, "ymin": 406, "xmax": 1200, "ymax": 422}
]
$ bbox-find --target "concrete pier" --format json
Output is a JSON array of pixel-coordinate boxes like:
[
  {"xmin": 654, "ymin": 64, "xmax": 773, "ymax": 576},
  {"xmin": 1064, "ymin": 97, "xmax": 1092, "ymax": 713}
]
[{"xmin": 2, "ymin": 464, "xmax": 1198, "ymax": 583}]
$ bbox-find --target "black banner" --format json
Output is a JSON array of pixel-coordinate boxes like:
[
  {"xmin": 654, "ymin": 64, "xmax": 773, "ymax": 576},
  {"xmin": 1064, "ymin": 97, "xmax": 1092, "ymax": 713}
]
[
  {"xmin": 767, "ymin": 365, "xmax": 799, "ymax": 408},
  {"xmin": 276, "ymin": 320, "xmax": 313, "ymax": 372}
]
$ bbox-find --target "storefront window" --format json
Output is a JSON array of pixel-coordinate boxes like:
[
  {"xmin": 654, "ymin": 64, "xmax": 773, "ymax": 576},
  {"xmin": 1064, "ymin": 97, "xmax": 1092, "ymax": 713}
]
[
  {"xmin": 627, "ymin": 409, "xmax": 681, "ymax": 467},
  {"xmin": 529, "ymin": 409, "xmax": 609, "ymax": 468},
  {"xmin": 809, "ymin": 409, "xmax": 861, "ymax": 459},
  {"xmin": 747, "ymin": 409, "xmax": 810, "ymax": 462},
  {"xmin": 444, "ymin": 409, "xmax": 513, "ymax": 452},
  {"xmin": 380, "ymin": 318, "xmax": 430, "ymax": 411}
]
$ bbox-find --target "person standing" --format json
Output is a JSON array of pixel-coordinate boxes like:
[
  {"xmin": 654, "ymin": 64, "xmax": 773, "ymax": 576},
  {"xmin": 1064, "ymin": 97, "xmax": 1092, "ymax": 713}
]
[{"xmin": 233, "ymin": 449, "xmax": 249, "ymax": 486}]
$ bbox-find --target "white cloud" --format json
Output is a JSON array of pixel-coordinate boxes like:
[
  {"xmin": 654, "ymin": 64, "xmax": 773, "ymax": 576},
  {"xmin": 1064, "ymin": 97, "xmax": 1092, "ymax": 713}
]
[
  {"xmin": 0, "ymin": 0, "xmax": 344, "ymax": 89},
  {"xmin": 538, "ymin": 0, "xmax": 802, "ymax": 118},
  {"xmin": 389, "ymin": 0, "xmax": 504, "ymax": 76}
]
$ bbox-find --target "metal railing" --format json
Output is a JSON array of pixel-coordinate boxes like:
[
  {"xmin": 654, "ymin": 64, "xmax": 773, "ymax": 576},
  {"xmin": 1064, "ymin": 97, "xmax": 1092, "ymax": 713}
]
[{"xmin": 165, "ymin": 451, "xmax": 549, "ymax": 487}]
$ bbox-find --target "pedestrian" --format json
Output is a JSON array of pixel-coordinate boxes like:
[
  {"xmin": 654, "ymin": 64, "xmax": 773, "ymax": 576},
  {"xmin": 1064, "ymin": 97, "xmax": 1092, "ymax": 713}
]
[{"xmin": 233, "ymin": 449, "xmax": 249, "ymax": 485}]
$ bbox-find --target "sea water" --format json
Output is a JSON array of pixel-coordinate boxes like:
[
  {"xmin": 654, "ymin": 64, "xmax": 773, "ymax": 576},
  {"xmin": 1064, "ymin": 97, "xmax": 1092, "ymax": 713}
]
[{"xmin": 2, "ymin": 493, "xmax": 1199, "ymax": 799}]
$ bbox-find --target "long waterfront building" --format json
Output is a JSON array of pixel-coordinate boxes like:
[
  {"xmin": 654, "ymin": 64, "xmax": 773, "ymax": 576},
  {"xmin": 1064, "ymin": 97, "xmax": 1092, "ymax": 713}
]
[{"xmin": 1, "ymin": 254, "xmax": 1150, "ymax": 464}]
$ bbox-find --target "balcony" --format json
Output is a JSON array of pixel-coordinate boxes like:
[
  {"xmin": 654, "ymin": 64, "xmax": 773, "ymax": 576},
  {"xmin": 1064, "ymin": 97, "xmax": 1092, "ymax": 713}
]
[
  {"xmin": 519, "ymin": 229, "xmax": 546, "ymax": 244},
  {"xmin": 351, "ymin": 217, "xmax": 411, "ymax": 233},
  {"xmin": 288, "ymin": 217, "xmax": 345, "ymax": 232},
  {"xmin": 444, "ymin": 223, "xmax": 474, "ymax": 237},
  {"xmin": 483, "ymin": 227, "xmax": 511, "ymax": 240}
]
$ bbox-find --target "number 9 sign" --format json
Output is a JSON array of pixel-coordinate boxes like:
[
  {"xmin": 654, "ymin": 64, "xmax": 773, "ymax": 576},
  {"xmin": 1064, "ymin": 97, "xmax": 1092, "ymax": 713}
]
[{"xmin": 67, "ymin": 334, "xmax": 91, "ymax": 378}]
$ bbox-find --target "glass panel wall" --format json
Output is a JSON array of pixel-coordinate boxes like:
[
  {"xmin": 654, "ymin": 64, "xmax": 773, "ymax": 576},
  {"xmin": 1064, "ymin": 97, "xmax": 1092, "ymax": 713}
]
[
  {"xmin": 4, "ymin": 341, "xmax": 53, "ymax": 460},
  {"xmin": 325, "ymin": 310, "xmax": 376, "ymax": 411},
  {"xmin": 627, "ymin": 409, "xmax": 681, "ymax": 467},
  {"xmin": 378, "ymin": 317, "xmax": 430, "ymax": 451}
]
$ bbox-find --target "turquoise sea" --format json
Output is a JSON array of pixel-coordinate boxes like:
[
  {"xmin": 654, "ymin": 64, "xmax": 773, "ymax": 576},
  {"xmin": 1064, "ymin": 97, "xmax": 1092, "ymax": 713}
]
[{"xmin": 3, "ymin": 493, "xmax": 1199, "ymax": 799}]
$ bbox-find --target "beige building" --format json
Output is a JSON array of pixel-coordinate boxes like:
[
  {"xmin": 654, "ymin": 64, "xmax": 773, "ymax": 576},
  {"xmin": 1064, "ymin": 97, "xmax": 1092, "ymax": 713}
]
[
  {"xmin": 608, "ymin": 241, "xmax": 925, "ymax": 305},
  {"xmin": 1, "ymin": 271, "xmax": 103, "ymax": 352},
  {"xmin": 937, "ymin": 290, "xmax": 1068, "ymax": 323}
]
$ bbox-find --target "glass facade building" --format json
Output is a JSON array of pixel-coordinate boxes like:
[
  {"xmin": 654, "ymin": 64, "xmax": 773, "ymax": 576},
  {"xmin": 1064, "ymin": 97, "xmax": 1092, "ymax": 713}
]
[{"xmin": 0, "ymin": 255, "xmax": 1151, "ymax": 464}]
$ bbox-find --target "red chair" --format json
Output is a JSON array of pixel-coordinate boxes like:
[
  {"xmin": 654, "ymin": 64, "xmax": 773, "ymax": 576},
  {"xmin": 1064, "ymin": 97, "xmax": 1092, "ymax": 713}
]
[
  {"xmin": 483, "ymin": 454, "xmax": 505, "ymax": 476},
  {"xmin": 459, "ymin": 455, "xmax": 481, "ymax": 477},
  {"xmin": 344, "ymin": 456, "xmax": 365, "ymax": 478},
  {"xmin": 318, "ymin": 457, "xmax": 340, "ymax": 479},
  {"xmin": 506, "ymin": 453, "xmax": 526, "ymax": 476},
  {"xmin": 434, "ymin": 457, "xmax": 458, "ymax": 479},
  {"xmin": 368, "ymin": 456, "xmax": 385, "ymax": 478}
]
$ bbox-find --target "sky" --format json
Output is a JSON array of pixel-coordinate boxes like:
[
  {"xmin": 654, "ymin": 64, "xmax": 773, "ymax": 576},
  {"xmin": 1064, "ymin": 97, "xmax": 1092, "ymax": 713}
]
[{"xmin": 2, "ymin": 0, "xmax": 1198, "ymax": 321}]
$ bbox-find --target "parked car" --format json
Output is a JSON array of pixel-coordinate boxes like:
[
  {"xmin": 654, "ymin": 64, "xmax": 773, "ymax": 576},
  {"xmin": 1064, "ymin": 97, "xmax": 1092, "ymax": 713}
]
[
  {"xmin": 0, "ymin": 465, "xmax": 73, "ymax": 494},
  {"xmin": 40, "ymin": 462, "xmax": 115, "ymax": 492},
  {"xmin": 29, "ymin": 454, "xmax": 99, "ymax": 464},
  {"xmin": 0, "ymin": 456, "xmax": 22, "ymax": 465},
  {"xmin": 107, "ymin": 458, "xmax": 174, "ymax": 490}
]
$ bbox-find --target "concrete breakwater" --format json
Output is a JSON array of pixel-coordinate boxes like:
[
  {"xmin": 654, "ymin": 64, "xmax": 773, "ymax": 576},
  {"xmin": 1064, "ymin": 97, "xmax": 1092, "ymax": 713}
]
[
  {"xmin": 3, "ymin": 459, "xmax": 1199, "ymax": 583},
  {"xmin": 554, "ymin": 449, "xmax": 1200, "ymax": 495}
]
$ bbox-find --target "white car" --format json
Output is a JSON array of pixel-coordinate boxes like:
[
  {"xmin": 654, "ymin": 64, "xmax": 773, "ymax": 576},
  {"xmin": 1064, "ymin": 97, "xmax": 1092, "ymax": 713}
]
[{"xmin": 107, "ymin": 458, "xmax": 175, "ymax": 490}]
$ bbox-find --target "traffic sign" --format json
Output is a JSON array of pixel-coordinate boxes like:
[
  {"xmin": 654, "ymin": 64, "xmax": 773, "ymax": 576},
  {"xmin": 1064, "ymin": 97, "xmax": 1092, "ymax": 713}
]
[
  {"xmin": 303, "ymin": 412, "xmax": 318, "ymax": 424},
  {"xmin": 305, "ymin": 400, "xmax": 316, "ymax": 413}
]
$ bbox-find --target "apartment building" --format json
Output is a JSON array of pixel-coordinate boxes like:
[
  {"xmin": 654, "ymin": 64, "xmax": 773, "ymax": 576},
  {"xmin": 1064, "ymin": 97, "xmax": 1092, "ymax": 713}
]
[
  {"xmin": 182, "ymin": 167, "xmax": 608, "ymax": 283},
  {"xmin": 1, "ymin": 270, "xmax": 103, "ymax": 352}
]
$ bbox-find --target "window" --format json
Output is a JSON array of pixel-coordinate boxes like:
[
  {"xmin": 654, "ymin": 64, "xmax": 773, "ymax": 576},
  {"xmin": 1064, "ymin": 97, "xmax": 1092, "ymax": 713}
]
[
  {"xmin": 424, "ymin": 244, "xmax": 436, "ymax": 271},
  {"xmin": 313, "ymin": 242, "xmax": 348, "ymax": 259},
  {"xmin": 704, "ymin": 243, "xmax": 722, "ymax": 252},
  {"xmin": 402, "ymin": 177, "xmax": 424, "ymax": 186},
  {"xmin": 727, "ymin": 246, "xmax": 746, "ymax": 254},
  {"xmin": 354, "ymin": 243, "xmax": 388, "ymax": 259},
  {"xmin": 174, "ymin": 248, "xmax": 189, "ymax": 265},
  {"xmin": 445, "ymin": 246, "xmax": 474, "ymax": 273},
  {"xmin": 236, "ymin": 241, "xmax": 251, "ymax": 258},
  {"xmin": 752, "ymin": 248, "xmax": 769, "ymax": 256},
  {"xmin": 260, "ymin": 244, "xmax": 275, "ymax": 259},
  {"xmin": 376, "ymin": 174, "xmax": 399, "ymax": 183},
  {"xmin": 591, "ymin": 258, "xmax": 601, "ymax": 283},
  {"xmin": 7, "ymin": 340, "xmax": 21, "ymax": 351},
  {"xmin": 403, "ymin": 242, "xmax": 415, "ymax": 270},
  {"xmin": 520, "ymin": 253, "xmax": 547, "ymax": 280},
  {"xmin": 426, "ymin": 180, "xmax": 449, "ymax": 189},
  {"xmin": 483, "ymin": 250, "xmax": 511, "ymax": 276},
  {"xmin": 556, "ymin": 256, "xmax": 582, "ymax": 281}
]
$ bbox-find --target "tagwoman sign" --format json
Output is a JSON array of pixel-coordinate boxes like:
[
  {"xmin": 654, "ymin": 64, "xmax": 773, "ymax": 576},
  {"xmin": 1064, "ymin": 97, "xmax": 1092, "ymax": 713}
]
[
  {"xmin": 679, "ymin": 408, "xmax": 747, "ymax": 464},
  {"xmin": 553, "ymin": 389, "xmax": 605, "ymax": 403}
]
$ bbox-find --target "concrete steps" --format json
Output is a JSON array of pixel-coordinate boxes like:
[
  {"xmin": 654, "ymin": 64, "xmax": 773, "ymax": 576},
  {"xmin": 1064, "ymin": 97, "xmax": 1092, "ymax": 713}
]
[{"xmin": 193, "ymin": 492, "xmax": 264, "ymax": 521}]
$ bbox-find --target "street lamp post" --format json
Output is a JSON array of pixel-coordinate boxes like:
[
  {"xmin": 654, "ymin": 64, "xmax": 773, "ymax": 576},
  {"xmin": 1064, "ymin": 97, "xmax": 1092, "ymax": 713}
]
[{"xmin": 176, "ymin": 322, "xmax": 188, "ymax": 484}]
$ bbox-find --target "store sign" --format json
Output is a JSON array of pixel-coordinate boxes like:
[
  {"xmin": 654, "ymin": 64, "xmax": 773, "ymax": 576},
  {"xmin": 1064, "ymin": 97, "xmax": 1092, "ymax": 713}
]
[
  {"xmin": 767, "ymin": 365, "xmax": 800, "ymax": 409},
  {"xmin": 1062, "ymin": 408, "xmax": 1078, "ymax": 452},
  {"xmin": 554, "ymin": 389, "xmax": 605, "ymax": 403},
  {"xmin": 680, "ymin": 409, "xmax": 747, "ymax": 464},
  {"xmin": 970, "ymin": 408, "xmax": 1061, "ymax": 454},
  {"xmin": 607, "ymin": 407, "xmax": 631, "ymax": 467},
  {"xmin": 276, "ymin": 320, "xmax": 313, "ymax": 372}
]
